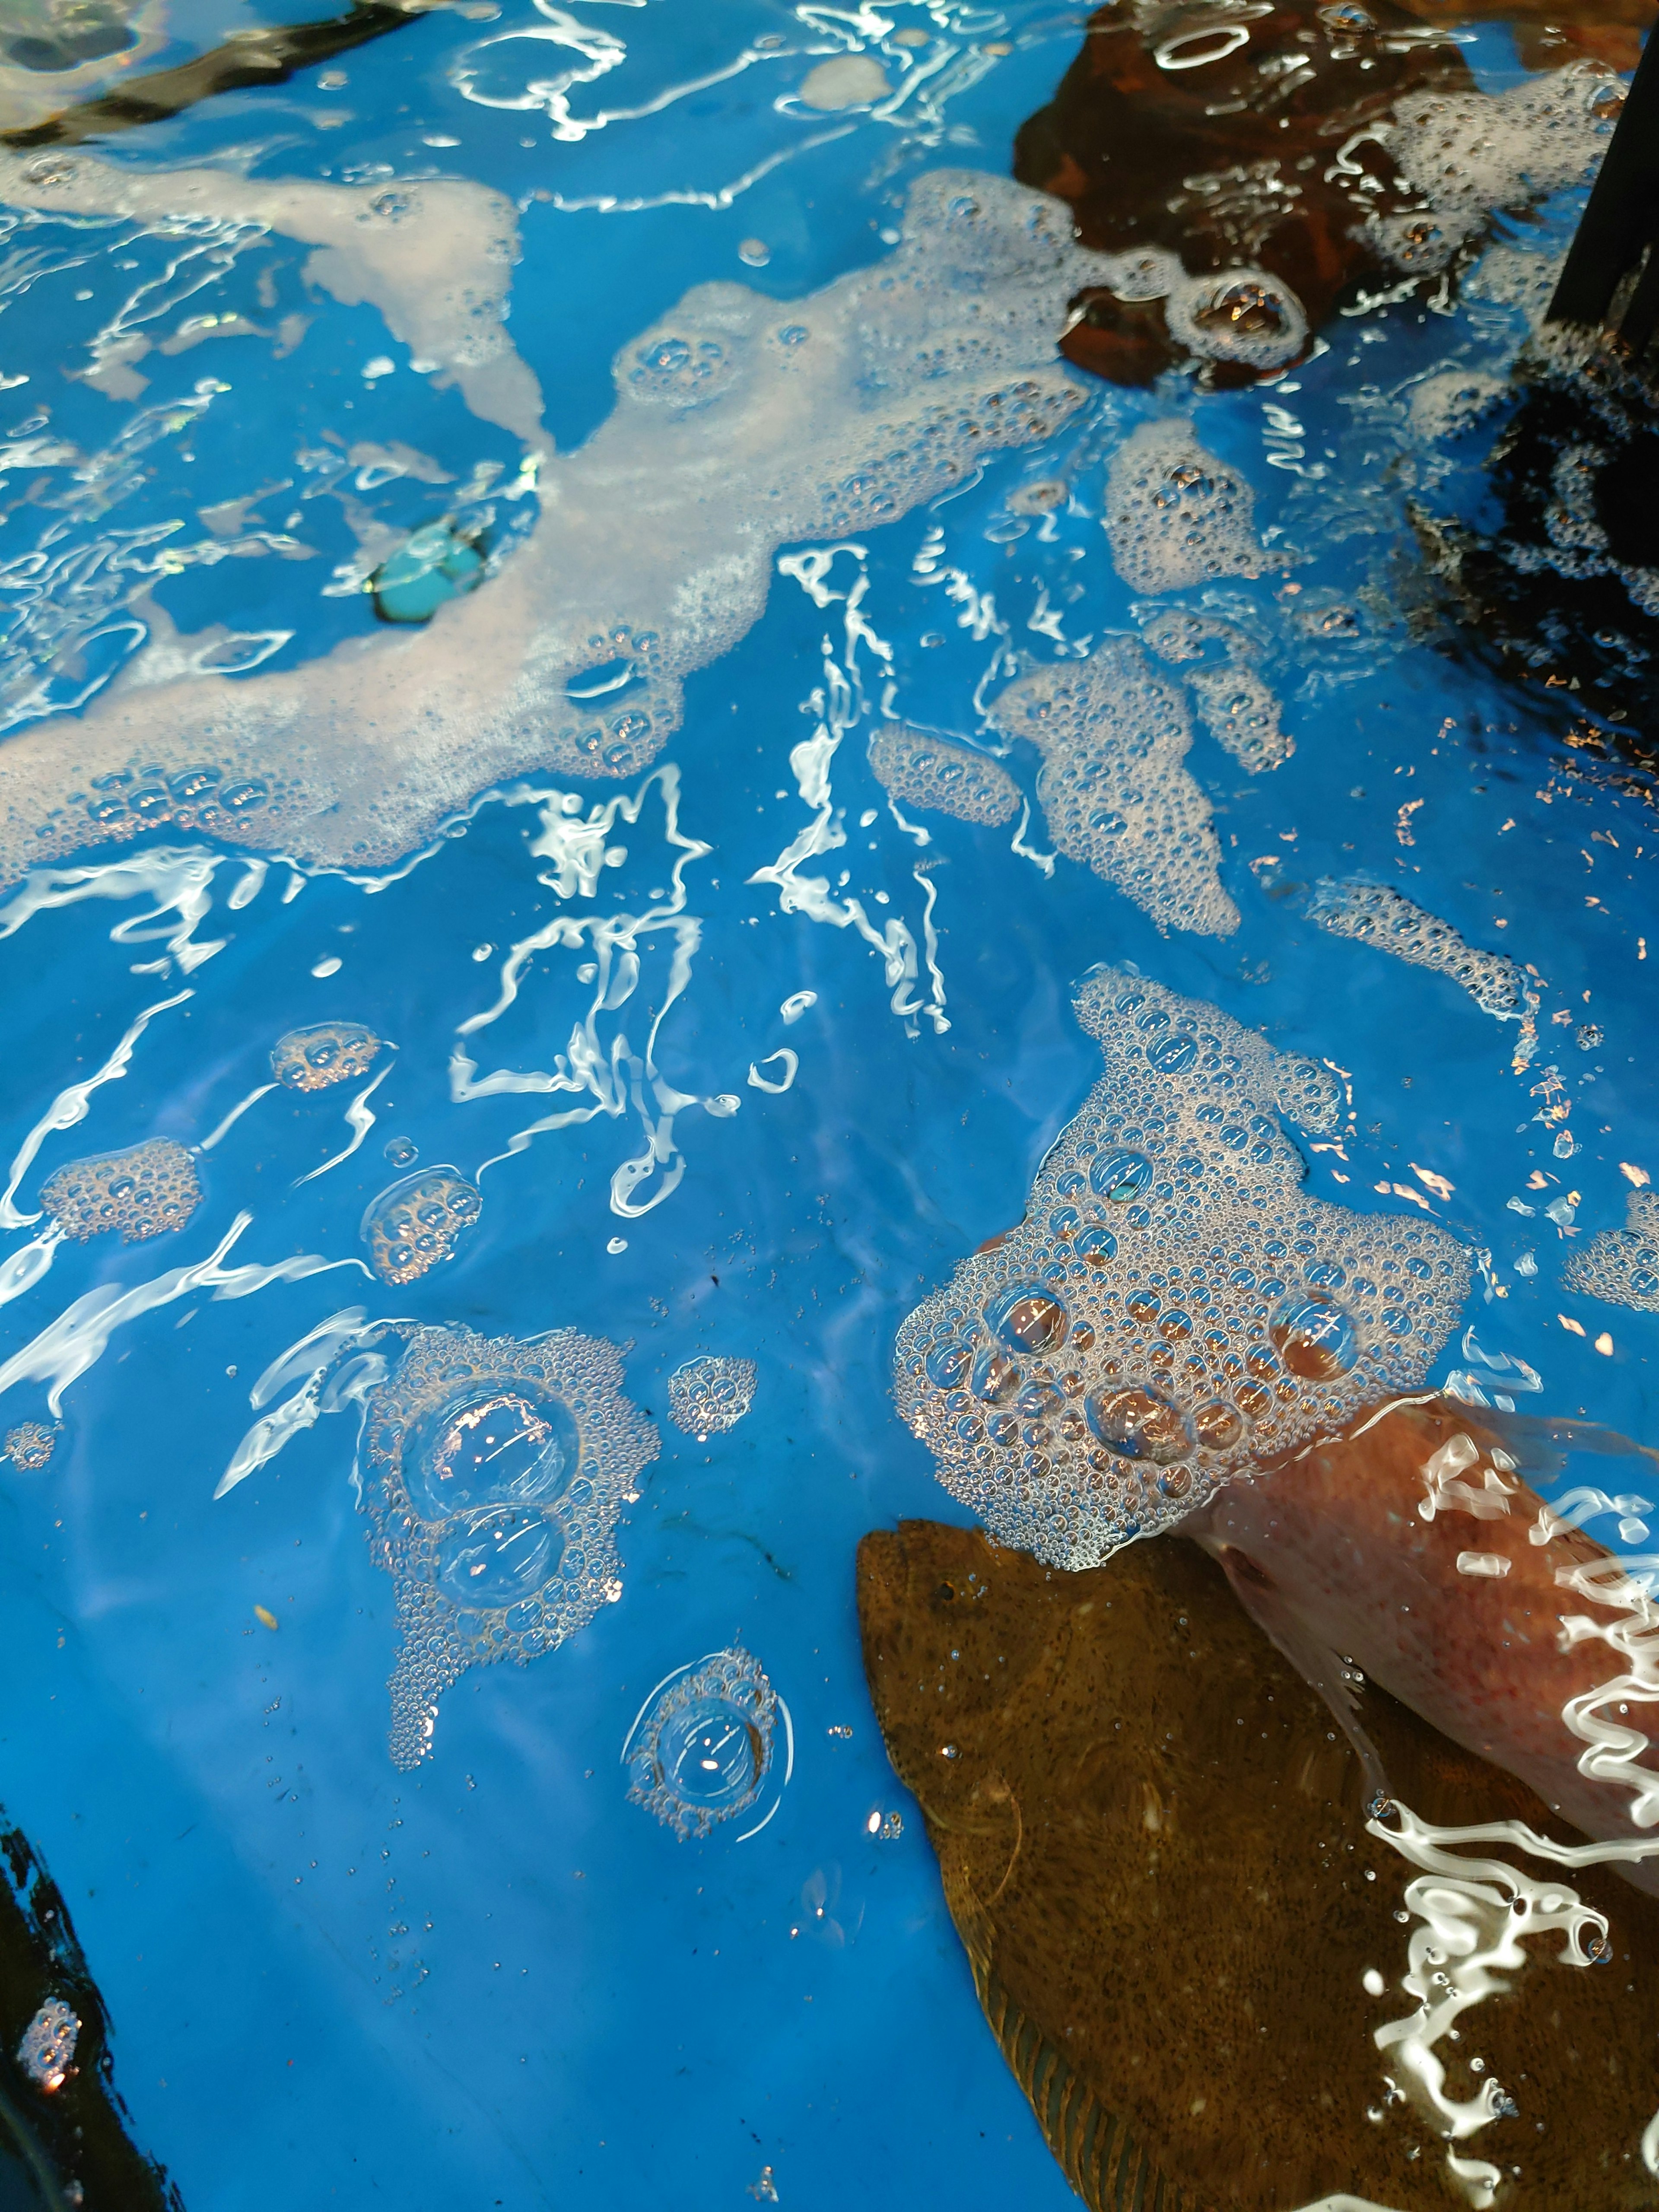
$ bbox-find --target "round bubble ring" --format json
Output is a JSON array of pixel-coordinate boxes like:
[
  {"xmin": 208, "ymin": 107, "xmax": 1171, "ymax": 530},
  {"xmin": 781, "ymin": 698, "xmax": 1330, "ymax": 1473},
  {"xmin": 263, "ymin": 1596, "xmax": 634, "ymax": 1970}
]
[
  {"xmin": 666, "ymin": 1354, "xmax": 758, "ymax": 1439},
  {"xmin": 270, "ymin": 1021, "xmax": 383, "ymax": 1091},
  {"xmin": 622, "ymin": 1646, "xmax": 793, "ymax": 1841},
  {"xmin": 2, "ymin": 1421, "xmax": 58, "ymax": 1473},
  {"xmin": 360, "ymin": 1323, "xmax": 658, "ymax": 1769}
]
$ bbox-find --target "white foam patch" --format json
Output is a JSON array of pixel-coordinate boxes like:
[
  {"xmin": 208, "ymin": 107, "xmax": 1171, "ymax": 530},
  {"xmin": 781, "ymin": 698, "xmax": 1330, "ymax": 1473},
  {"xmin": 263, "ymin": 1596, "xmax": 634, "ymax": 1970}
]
[
  {"xmin": 987, "ymin": 643, "xmax": 1239, "ymax": 936},
  {"xmin": 893, "ymin": 967, "xmax": 1470, "ymax": 1570},
  {"xmin": 866, "ymin": 722, "xmax": 1019, "ymax": 826},
  {"xmin": 1140, "ymin": 607, "xmax": 1292, "ymax": 774},
  {"xmin": 1565, "ymin": 1191, "xmax": 1659, "ymax": 1314},
  {"xmin": 0, "ymin": 150, "xmax": 542, "ymax": 439},
  {"xmin": 1407, "ymin": 369, "xmax": 1508, "ymax": 444},
  {"xmin": 1104, "ymin": 419, "xmax": 1287, "ymax": 597},
  {"xmin": 0, "ymin": 166, "xmax": 1125, "ymax": 885},
  {"xmin": 1369, "ymin": 62, "xmax": 1622, "ymax": 275},
  {"xmin": 1304, "ymin": 879, "xmax": 1535, "ymax": 1022}
]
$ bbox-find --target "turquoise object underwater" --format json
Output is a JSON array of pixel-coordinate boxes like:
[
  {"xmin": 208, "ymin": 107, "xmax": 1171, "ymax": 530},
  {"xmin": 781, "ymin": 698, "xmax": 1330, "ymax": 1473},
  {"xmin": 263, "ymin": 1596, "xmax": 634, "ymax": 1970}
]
[{"xmin": 369, "ymin": 523, "xmax": 485, "ymax": 626}]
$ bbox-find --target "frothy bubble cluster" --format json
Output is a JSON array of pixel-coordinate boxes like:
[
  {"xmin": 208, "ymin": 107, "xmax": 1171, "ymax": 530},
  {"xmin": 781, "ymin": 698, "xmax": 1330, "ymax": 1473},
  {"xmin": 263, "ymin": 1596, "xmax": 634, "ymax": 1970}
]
[
  {"xmin": 361, "ymin": 1167, "xmax": 481, "ymax": 1286},
  {"xmin": 17, "ymin": 1999, "xmax": 78, "ymax": 2093},
  {"xmin": 667, "ymin": 1355, "xmax": 758, "ymax": 1440},
  {"xmin": 623, "ymin": 1646, "xmax": 780, "ymax": 1840},
  {"xmin": 1104, "ymin": 420, "xmax": 1287, "ymax": 597},
  {"xmin": 1142, "ymin": 609, "xmax": 1292, "ymax": 775},
  {"xmin": 1408, "ymin": 368, "xmax": 1508, "ymax": 444},
  {"xmin": 271, "ymin": 1020, "xmax": 383, "ymax": 1091},
  {"xmin": 1164, "ymin": 268, "xmax": 1309, "ymax": 375},
  {"xmin": 894, "ymin": 968, "xmax": 1471, "ymax": 1570},
  {"xmin": 2, "ymin": 1421, "xmax": 57, "ymax": 1472},
  {"xmin": 40, "ymin": 1136, "xmax": 200, "ymax": 1243},
  {"xmin": 1304, "ymin": 879, "xmax": 1533, "ymax": 1020},
  {"xmin": 988, "ymin": 642, "xmax": 1238, "ymax": 936},
  {"xmin": 866, "ymin": 723, "xmax": 1020, "ymax": 827},
  {"xmin": 1376, "ymin": 63, "xmax": 1622, "ymax": 276},
  {"xmin": 361, "ymin": 1322, "xmax": 658, "ymax": 1767},
  {"xmin": 1564, "ymin": 1192, "xmax": 1659, "ymax": 1313}
]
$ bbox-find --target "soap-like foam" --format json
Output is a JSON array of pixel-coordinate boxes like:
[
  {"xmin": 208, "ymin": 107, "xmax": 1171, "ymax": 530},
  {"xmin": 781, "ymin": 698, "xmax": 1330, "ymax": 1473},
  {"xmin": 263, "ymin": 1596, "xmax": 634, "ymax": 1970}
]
[
  {"xmin": 623, "ymin": 1645, "xmax": 782, "ymax": 1839},
  {"xmin": 360, "ymin": 1167, "xmax": 481, "ymax": 1285},
  {"xmin": 2, "ymin": 1420, "xmax": 57, "ymax": 1472},
  {"xmin": 1139, "ymin": 607, "xmax": 1294, "ymax": 775},
  {"xmin": 1304, "ymin": 878, "xmax": 1533, "ymax": 1020},
  {"xmin": 987, "ymin": 643, "xmax": 1239, "ymax": 936},
  {"xmin": 666, "ymin": 1354, "xmax": 757, "ymax": 1439},
  {"xmin": 1104, "ymin": 419, "xmax": 1287, "ymax": 597},
  {"xmin": 866, "ymin": 723, "xmax": 1020, "ymax": 827},
  {"xmin": 893, "ymin": 967, "xmax": 1470, "ymax": 1571},
  {"xmin": 359, "ymin": 1322, "xmax": 657, "ymax": 1767},
  {"xmin": 1372, "ymin": 63, "xmax": 1622, "ymax": 275},
  {"xmin": 0, "ymin": 165, "xmax": 1131, "ymax": 886},
  {"xmin": 40, "ymin": 1135, "xmax": 200, "ymax": 1243},
  {"xmin": 270, "ymin": 1022, "xmax": 383, "ymax": 1092},
  {"xmin": 1564, "ymin": 1191, "xmax": 1659, "ymax": 1313}
]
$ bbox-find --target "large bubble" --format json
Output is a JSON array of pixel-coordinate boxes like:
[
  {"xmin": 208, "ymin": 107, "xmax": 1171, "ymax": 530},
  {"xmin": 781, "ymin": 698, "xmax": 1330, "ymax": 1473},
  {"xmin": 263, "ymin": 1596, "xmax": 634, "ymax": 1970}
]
[
  {"xmin": 40, "ymin": 1136, "xmax": 200, "ymax": 1243},
  {"xmin": 623, "ymin": 1646, "xmax": 786, "ymax": 1840},
  {"xmin": 360, "ymin": 1322, "xmax": 658, "ymax": 1767},
  {"xmin": 893, "ymin": 968, "xmax": 1471, "ymax": 1568}
]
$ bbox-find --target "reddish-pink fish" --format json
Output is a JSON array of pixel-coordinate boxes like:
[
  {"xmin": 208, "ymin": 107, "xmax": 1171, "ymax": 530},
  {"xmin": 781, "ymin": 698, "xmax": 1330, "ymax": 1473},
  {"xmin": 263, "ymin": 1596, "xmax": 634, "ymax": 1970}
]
[{"xmin": 1185, "ymin": 1394, "xmax": 1659, "ymax": 1889}]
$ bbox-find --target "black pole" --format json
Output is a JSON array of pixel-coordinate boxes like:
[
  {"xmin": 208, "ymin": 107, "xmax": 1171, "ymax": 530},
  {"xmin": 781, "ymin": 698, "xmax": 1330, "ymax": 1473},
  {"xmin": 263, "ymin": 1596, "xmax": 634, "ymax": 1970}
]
[{"xmin": 1547, "ymin": 27, "xmax": 1659, "ymax": 349}]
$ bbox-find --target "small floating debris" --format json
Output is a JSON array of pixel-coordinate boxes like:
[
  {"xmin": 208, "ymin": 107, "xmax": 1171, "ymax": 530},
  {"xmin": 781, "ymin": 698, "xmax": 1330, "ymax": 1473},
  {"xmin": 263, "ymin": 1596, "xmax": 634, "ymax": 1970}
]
[{"xmin": 369, "ymin": 521, "xmax": 485, "ymax": 626}]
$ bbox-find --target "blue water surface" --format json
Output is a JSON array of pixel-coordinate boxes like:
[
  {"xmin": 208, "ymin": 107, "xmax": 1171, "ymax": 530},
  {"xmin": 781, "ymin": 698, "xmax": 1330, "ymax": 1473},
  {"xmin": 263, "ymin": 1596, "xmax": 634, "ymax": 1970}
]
[{"xmin": 0, "ymin": 0, "xmax": 1656, "ymax": 2206}]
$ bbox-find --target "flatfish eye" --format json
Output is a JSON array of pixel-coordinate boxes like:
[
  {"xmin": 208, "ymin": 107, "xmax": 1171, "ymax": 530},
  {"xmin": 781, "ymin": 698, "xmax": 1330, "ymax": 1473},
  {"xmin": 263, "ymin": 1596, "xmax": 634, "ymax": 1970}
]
[
  {"xmin": 436, "ymin": 1506, "xmax": 563, "ymax": 1608},
  {"xmin": 1085, "ymin": 1383, "xmax": 1195, "ymax": 1465},
  {"xmin": 1090, "ymin": 1150, "xmax": 1153, "ymax": 1204},
  {"xmin": 985, "ymin": 1284, "xmax": 1070, "ymax": 1356},
  {"xmin": 1270, "ymin": 1293, "xmax": 1359, "ymax": 1380},
  {"xmin": 1194, "ymin": 279, "xmax": 1292, "ymax": 343}
]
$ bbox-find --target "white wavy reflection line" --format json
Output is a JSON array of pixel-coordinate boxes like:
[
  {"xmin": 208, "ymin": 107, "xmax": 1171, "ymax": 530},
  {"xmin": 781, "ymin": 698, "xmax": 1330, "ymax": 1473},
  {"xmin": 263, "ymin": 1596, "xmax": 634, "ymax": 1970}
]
[
  {"xmin": 0, "ymin": 988, "xmax": 193, "ymax": 1231},
  {"xmin": 292, "ymin": 1062, "xmax": 392, "ymax": 1187},
  {"xmin": 0, "ymin": 1211, "xmax": 368, "ymax": 1415}
]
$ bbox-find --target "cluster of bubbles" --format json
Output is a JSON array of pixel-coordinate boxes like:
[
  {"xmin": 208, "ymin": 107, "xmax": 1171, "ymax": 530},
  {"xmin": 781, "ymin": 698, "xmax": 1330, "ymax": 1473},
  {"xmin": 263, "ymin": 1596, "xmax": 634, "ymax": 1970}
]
[
  {"xmin": 865, "ymin": 723, "xmax": 1020, "ymax": 827},
  {"xmin": 360, "ymin": 1167, "xmax": 481, "ymax": 1286},
  {"xmin": 623, "ymin": 1647, "xmax": 782, "ymax": 1841},
  {"xmin": 987, "ymin": 641, "xmax": 1238, "ymax": 936},
  {"xmin": 1103, "ymin": 420, "xmax": 1287, "ymax": 597},
  {"xmin": 1141, "ymin": 607, "xmax": 1292, "ymax": 775},
  {"xmin": 1565, "ymin": 1191, "xmax": 1659, "ymax": 1313},
  {"xmin": 50, "ymin": 765, "xmax": 277, "ymax": 850},
  {"xmin": 893, "ymin": 967, "xmax": 1471, "ymax": 1571},
  {"xmin": 2, "ymin": 1421, "xmax": 57, "ymax": 1471},
  {"xmin": 40, "ymin": 1136, "xmax": 200, "ymax": 1243},
  {"xmin": 270, "ymin": 1020, "xmax": 383, "ymax": 1092},
  {"xmin": 17, "ymin": 1999, "xmax": 77, "ymax": 2094},
  {"xmin": 360, "ymin": 1323, "xmax": 658, "ymax": 1768},
  {"xmin": 1374, "ymin": 63, "xmax": 1624, "ymax": 276},
  {"xmin": 1303, "ymin": 879, "xmax": 1532, "ymax": 1020},
  {"xmin": 666, "ymin": 1355, "xmax": 758, "ymax": 1440},
  {"xmin": 1086, "ymin": 245, "xmax": 1309, "ymax": 376},
  {"xmin": 1408, "ymin": 368, "xmax": 1508, "ymax": 445}
]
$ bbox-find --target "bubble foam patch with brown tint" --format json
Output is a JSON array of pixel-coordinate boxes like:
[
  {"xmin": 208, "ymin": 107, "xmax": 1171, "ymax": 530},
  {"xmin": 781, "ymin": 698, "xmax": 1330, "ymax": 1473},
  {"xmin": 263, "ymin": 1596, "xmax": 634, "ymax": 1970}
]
[
  {"xmin": 987, "ymin": 642, "xmax": 1238, "ymax": 936},
  {"xmin": 360, "ymin": 1167, "xmax": 481, "ymax": 1286},
  {"xmin": 39, "ymin": 1135, "xmax": 200, "ymax": 1243},
  {"xmin": 1565, "ymin": 1189, "xmax": 1659, "ymax": 1313},
  {"xmin": 1103, "ymin": 419, "xmax": 1287, "ymax": 597},
  {"xmin": 270, "ymin": 1021, "xmax": 383, "ymax": 1092},
  {"xmin": 1305, "ymin": 877, "xmax": 1534, "ymax": 1020},
  {"xmin": 360, "ymin": 1323, "xmax": 657, "ymax": 1768},
  {"xmin": 893, "ymin": 968, "xmax": 1470, "ymax": 1570},
  {"xmin": 866, "ymin": 723, "xmax": 1020, "ymax": 827}
]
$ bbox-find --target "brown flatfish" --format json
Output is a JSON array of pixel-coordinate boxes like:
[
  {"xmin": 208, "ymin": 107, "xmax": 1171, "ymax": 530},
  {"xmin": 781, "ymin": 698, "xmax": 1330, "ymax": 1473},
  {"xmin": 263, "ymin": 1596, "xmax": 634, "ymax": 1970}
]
[{"xmin": 857, "ymin": 1518, "xmax": 1659, "ymax": 2212}]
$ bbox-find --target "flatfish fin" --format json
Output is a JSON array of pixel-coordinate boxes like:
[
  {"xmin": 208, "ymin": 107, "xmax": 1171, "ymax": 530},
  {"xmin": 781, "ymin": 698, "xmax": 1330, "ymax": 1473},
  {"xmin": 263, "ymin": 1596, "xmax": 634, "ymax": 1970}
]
[{"xmin": 975, "ymin": 1961, "xmax": 1202, "ymax": 2212}]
